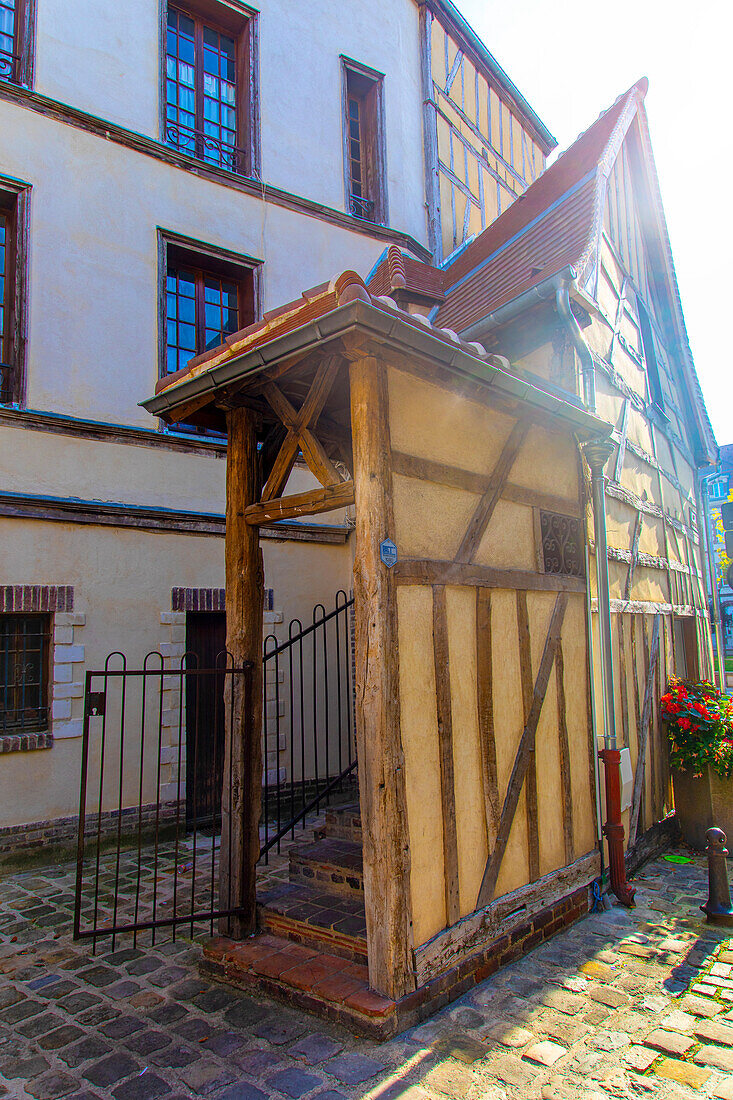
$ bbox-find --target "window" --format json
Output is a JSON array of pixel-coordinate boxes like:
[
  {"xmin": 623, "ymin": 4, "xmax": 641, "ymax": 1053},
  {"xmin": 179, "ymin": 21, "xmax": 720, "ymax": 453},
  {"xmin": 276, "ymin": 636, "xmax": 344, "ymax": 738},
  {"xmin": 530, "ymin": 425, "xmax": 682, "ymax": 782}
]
[
  {"xmin": 0, "ymin": 182, "xmax": 29, "ymax": 407},
  {"xmin": 638, "ymin": 300, "xmax": 666, "ymax": 416},
  {"xmin": 165, "ymin": 3, "xmax": 254, "ymax": 174},
  {"xmin": 159, "ymin": 234, "xmax": 258, "ymax": 433},
  {"xmin": 0, "ymin": 614, "xmax": 50, "ymax": 734},
  {"xmin": 0, "ymin": 205, "xmax": 10, "ymax": 401},
  {"xmin": 0, "ymin": 0, "xmax": 33, "ymax": 86},
  {"xmin": 342, "ymin": 58, "xmax": 386, "ymax": 224},
  {"xmin": 710, "ymin": 476, "xmax": 730, "ymax": 503}
]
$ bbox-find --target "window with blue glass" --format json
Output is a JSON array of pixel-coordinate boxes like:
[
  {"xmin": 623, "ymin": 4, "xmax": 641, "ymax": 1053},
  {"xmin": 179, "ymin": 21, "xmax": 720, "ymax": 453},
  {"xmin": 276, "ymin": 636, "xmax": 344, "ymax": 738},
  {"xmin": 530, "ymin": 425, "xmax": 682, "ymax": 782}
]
[
  {"xmin": 710, "ymin": 476, "xmax": 730, "ymax": 502},
  {"xmin": 165, "ymin": 263, "xmax": 240, "ymax": 376},
  {"xmin": 165, "ymin": 5, "xmax": 249, "ymax": 174}
]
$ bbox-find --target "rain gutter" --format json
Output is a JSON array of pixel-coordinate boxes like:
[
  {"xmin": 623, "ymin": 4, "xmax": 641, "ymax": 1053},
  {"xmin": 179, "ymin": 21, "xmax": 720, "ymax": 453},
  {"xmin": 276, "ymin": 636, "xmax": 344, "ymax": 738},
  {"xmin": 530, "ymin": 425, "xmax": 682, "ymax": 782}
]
[
  {"xmin": 459, "ymin": 265, "xmax": 597, "ymax": 413},
  {"xmin": 141, "ymin": 298, "xmax": 609, "ymax": 441}
]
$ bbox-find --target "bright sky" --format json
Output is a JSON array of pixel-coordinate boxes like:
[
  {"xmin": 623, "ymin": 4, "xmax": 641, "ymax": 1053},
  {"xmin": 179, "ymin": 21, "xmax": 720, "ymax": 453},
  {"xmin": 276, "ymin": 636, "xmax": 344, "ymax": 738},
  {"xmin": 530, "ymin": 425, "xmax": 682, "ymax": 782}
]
[{"xmin": 458, "ymin": 0, "xmax": 731, "ymax": 448}]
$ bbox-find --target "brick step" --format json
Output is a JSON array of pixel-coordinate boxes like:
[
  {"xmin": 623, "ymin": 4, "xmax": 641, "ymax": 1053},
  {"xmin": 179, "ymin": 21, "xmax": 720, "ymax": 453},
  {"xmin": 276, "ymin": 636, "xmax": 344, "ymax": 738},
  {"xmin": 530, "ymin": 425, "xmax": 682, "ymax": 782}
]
[
  {"xmin": 201, "ymin": 932, "xmax": 396, "ymax": 1039},
  {"xmin": 288, "ymin": 837, "xmax": 363, "ymax": 895},
  {"xmin": 314, "ymin": 803, "xmax": 362, "ymax": 844},
  {"xmin": 257, "ymin": 881, "xmax": 367, "ymax": 963}
]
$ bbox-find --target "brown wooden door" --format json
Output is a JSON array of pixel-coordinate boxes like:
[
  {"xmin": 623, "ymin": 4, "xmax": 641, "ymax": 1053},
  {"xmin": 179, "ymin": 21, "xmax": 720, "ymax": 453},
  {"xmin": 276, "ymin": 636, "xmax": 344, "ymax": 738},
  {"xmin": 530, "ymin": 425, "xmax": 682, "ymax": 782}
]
[{"xmin": 185, "ymin": 612, "xmax": 226, "ymax": 828}]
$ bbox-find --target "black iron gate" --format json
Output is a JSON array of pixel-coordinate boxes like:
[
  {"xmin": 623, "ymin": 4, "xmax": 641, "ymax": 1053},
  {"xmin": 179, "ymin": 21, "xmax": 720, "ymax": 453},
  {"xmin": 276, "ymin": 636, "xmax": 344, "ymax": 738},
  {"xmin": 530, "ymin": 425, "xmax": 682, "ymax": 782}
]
[
  {"xmin": 260, "ymin": 590, "xmax": 357, "ymax": 859},
  {"xmin": 73, "ymin": 654, "xmax": 252, "ymax": 949},
  {"xmin": 73, "ymin": 593, "xmax": 357, "ymax": 947}
]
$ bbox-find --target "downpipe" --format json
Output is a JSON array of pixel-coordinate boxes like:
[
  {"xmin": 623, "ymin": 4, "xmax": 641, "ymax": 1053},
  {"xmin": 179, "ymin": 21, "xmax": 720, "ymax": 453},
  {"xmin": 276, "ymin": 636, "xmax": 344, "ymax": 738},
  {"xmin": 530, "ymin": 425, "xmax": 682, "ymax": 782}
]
[
  {"xmin": 556, "ymin": 276, "xmax": 596, "ymax": 414},
  {"xmin": 585, "ymin": 440, "xmax": 636, "ymax": 907}
]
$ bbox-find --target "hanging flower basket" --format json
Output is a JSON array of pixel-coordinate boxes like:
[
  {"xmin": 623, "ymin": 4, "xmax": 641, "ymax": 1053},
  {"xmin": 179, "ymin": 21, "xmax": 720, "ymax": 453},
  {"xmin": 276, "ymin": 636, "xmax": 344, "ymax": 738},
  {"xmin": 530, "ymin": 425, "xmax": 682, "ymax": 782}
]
[{"xmin": 663, "ymin": 678, "xmax": 733, "ymax": 850}]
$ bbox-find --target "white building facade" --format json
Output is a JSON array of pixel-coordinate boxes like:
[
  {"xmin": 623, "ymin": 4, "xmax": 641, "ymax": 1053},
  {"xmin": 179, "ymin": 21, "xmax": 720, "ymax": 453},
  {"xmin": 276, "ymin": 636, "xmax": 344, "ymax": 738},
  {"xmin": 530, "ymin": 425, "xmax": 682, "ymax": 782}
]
[{"xmin": 0, "ymin": 0, "xmax": 552, "ymax": 851}]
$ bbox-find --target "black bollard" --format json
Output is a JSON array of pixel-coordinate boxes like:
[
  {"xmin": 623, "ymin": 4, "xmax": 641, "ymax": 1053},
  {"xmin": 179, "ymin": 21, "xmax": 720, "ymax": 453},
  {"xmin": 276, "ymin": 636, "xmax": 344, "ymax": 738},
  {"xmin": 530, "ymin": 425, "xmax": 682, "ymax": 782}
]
[{"xmin": 701, "ymin": 827, "xmax": 733, "ymax": 926}]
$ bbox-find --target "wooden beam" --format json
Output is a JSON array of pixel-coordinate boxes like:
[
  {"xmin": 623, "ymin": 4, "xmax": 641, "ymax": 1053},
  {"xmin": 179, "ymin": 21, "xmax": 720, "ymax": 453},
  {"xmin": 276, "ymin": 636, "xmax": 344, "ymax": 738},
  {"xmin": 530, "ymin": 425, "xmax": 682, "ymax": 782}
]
[
  {"xmin": 244, "ymin": 480, "xmax": 354, "ymax": 525},
  {"xmin": 416, "ymin": 850, "xmax": 600, "ymax": 985},
  {"xmin": 394, "ymin": 559, "xmax": 585, "ymax": 594},
  {"xmin": 348, "ymin": 355, "xmax": 414, "ymax": 1001},
  {"xmin": 624, "ymin": 512, "xmax": 644, "ymax": 600},
  {"xmin": 433, "ymin": 584, "xmax": 460, "ymax": 927},
  {"xmin": 628, "ymin": 614, "xmax": 660, "ymax": 843},
  {"xmin": 613, "ymin": 398, "xmax": 630, "ymax": 483},
  {"xmin": 455, "ymin": 420, "xmax": 529, "ymax": 563},
  {"xmin": 476, "ymin": 591, "xmax": 569, "ymax": 909},
  {"xmin": 516, "ymin": 591, "xmax": 539, "ymax": 882},
  {"xmin": 476, "ymin": 588, "xmax": 500, "ymax": 840},
  {"xmin": 390, "ymin": 451, "xmax": 582, "ymax": 518},
  {"xmin": 219, "ymin": 406, "xmax": 264, "ymax": 938},
  {"xmin": 555, "ymin": 641, "xmax": 574, "ymax": 864}
]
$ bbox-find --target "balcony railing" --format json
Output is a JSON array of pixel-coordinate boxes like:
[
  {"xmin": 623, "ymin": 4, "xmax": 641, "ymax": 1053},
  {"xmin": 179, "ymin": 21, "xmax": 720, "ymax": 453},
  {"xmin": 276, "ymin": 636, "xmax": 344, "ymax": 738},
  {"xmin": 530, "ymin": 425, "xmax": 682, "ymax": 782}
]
[
  {"xmin": 0, "ymin": 48, "xmax": 19, "ymax": 83},
  {"xmin": 349, "ymin": 194, "xmax": 376, "ymax": 221},
  {"xmin": 164, "ymin": 123, "xmax": 246, "ymax": 175}
]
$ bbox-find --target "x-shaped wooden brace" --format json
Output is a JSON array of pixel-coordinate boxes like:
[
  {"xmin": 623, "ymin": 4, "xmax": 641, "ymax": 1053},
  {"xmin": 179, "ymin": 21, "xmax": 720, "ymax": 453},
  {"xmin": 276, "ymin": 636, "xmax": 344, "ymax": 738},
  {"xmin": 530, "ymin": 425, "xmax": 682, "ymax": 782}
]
[{"xmin": 260, "ymin": 355, "xmax": 343, "ymax": 502}]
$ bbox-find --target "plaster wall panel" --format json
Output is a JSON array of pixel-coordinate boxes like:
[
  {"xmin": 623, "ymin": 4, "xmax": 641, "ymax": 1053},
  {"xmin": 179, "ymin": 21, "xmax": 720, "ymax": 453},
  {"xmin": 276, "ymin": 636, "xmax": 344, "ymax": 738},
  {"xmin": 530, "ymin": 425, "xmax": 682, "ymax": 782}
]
[
  {"xmin": 491, "ymin": 589, "xmax": 529, "ymax": 899},
  {"xmin": 392, "ymin": 475, "xmax": 477, "ymax": 561},
  {"xmin": 445, "ymin": 585, "xmax": 486, "ymax": 916},
  {"xmin": 563, "ymin": 598, "xmax": 596, "ymax": 857},
  {"xmin": 474, "ymin": 499, "xmax": 535, "ymax": 572},
  {"xmin": 528, "ymin": 591, "xmax": 564, "ymax": 876},
  {"xmin": 619, "ymin": 454, "xmax": 655, "ymax": 503},
  {"xmin": 396, "ymin": 585, "xmax": 446, "ymax": 947},
  {"xmin": 387, "ymin": 367, "xmax": 515, "ymax": 476},
  {"xmin": 509, "ymin": 425, "xmax": 578, "ymax": 502}
]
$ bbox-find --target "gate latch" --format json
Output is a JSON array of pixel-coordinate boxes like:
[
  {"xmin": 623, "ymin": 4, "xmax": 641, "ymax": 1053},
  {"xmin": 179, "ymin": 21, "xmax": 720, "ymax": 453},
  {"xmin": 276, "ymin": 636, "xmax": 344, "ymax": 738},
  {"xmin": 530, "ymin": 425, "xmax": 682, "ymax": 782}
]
[{"xmin": 86, "ymin": 692, "xmax": 106, "ymax": 717}]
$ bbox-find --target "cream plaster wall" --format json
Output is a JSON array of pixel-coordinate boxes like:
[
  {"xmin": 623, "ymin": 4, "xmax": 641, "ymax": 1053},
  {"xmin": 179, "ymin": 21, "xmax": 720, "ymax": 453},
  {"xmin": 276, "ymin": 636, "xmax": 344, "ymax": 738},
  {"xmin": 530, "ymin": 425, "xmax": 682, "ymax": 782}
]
[
  {"xmin": 32, "ymin": 0, "xmax": 426, "ymax": 241},
  {"xmin": 0, "ymin": 99, "xmax": 394, "ymax": 428},
  {"xmin": 0, "ymin": 515, "xmax": 352, "ymax": 828}
]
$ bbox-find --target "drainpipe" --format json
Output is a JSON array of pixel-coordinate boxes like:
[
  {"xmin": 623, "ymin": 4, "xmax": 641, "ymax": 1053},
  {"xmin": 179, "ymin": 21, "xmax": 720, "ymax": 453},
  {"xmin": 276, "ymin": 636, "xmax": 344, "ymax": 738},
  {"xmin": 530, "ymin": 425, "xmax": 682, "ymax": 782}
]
[
  {"xmin": 699, "ymin": 469, "xmax": 726, "ymax": 691},
  {"xmin": 584, "ymin": 440, "xmax": 636, "ymax": 907},
  {"xmin": 459, "ymin": 265, "xmax": 597, "ymax": 414},
  {"xmin": 555, "ymin": 275, "xmax": 596, "ymax": 415}
]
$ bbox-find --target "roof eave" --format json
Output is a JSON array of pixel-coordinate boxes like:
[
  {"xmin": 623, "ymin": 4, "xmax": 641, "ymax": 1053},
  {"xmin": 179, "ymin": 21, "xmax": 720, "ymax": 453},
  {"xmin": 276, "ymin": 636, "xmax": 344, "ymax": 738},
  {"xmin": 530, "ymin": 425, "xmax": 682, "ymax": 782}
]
[{"xmin": 142, "ymin": 299, "xmax": 609, "ymax": 441}]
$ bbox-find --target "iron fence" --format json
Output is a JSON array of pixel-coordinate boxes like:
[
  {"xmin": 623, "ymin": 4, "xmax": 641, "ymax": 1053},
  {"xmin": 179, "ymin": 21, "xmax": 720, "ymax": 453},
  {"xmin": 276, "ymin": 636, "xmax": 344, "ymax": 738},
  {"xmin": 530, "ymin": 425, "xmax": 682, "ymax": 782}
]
[
  {"xmin": 260, "ymin": 591, "xmax": 357, "ymax": 859},
  {"xmin": 73, "ymin": 654, "xmax": 252, "ymax": 949}
]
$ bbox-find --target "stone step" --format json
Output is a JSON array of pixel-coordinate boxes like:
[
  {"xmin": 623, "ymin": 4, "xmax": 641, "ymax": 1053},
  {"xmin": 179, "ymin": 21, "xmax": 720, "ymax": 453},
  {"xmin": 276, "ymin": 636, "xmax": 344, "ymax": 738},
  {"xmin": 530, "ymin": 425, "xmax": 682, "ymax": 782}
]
[
  {"xmin": 314, "ymin": 803, "xmax": 362, "ymax": 844},
  {"xmin": 257, "ymin": 880, "xmax": 367, "ymax": 963},
  {"xmin": 289, "ymin": 837, "xmax": 363, "ymax": 895},
  {"xmin": 201, "ymin": 932, "xmax": 397, "ymax": 1040}
]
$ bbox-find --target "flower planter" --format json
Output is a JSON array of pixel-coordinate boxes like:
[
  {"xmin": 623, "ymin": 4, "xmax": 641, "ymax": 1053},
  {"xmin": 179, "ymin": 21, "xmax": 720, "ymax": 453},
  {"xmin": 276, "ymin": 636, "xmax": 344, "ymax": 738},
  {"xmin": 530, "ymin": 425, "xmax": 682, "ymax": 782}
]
[{"xmin": 672, "ymin": 766, "xmax": 733, "ymax": 852}]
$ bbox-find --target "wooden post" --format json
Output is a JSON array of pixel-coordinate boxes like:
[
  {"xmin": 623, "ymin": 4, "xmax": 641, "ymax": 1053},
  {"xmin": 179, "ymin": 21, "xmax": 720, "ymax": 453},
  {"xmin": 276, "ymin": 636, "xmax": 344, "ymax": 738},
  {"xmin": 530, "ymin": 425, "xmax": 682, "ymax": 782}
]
[
  {"xmin": 219, "ymin": 406, "xmax": 264, "ymax": 938},
  {"xmin": 348, "ymin": 355, "xmax": 414, "ymax": 1001}
]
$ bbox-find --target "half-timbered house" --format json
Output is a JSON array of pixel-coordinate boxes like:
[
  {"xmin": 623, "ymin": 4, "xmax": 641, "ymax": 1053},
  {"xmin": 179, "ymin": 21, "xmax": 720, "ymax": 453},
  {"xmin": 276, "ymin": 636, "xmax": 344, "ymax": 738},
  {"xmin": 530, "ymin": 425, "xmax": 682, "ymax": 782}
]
[{"xmin": 142, "ymin": 77, "xmax": 717, "ymax": 1033}]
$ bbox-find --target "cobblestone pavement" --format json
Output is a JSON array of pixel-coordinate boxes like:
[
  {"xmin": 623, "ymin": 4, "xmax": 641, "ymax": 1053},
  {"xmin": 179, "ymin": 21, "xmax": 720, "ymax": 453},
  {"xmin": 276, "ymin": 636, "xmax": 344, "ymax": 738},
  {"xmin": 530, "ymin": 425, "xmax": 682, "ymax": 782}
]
[{"xmin": 2, "ymin": 847, "xmax": 733, "ymax": 1099}]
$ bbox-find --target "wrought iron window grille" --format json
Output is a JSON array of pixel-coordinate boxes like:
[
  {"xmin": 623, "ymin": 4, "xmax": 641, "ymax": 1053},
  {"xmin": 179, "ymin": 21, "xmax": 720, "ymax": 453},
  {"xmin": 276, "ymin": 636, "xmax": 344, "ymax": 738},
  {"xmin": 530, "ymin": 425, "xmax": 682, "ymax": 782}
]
[
  {"xmin": 349, "ymin": 194, "xmax": 375, "ymax": 221},
  {"xmin": 539, "ymin": 511, "xmax": 585, "ymax": 579},
  {"xmin": 0, "ymin": 48, "xmax": 18, "ymax": 82},
  {"xmin": 165, "ymin": 123, "xmax": 246, "ymax": 175},
  {"xmin": 0, "ymin": 613, "xmax": 51, "ymax": 735}
]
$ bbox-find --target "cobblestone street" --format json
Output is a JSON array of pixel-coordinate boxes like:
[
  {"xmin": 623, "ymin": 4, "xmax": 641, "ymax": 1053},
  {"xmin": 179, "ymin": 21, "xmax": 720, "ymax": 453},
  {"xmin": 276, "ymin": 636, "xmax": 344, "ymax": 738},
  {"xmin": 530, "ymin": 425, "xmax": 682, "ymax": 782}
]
[{"xmin": 2, "ymin": 847, "xmax": 733, "ymax": 1099}]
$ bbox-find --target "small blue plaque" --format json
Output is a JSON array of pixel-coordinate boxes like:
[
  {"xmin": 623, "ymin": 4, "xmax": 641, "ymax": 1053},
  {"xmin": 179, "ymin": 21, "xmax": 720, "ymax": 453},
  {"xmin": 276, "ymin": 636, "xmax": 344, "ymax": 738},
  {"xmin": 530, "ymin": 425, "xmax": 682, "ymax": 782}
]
[{"xmin": 380, "ymin": 538, "xmax": 398, "ymax": 568}]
